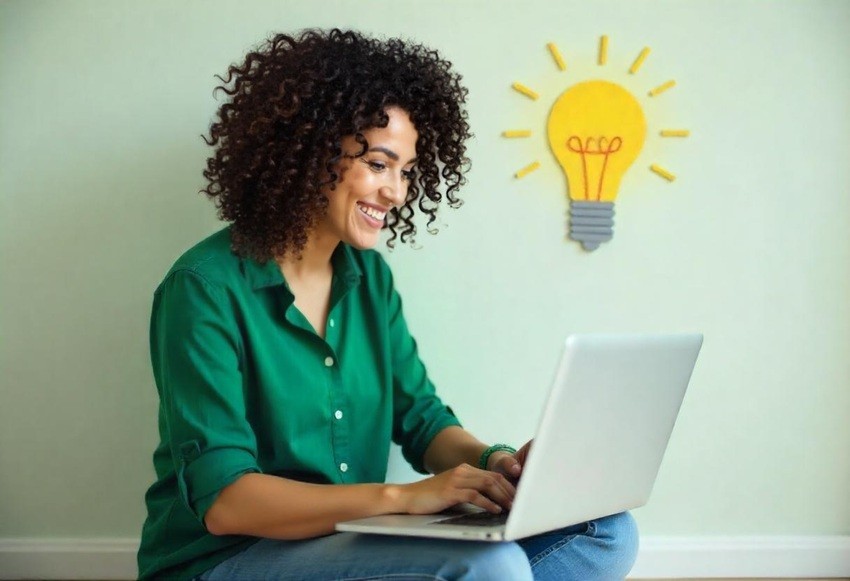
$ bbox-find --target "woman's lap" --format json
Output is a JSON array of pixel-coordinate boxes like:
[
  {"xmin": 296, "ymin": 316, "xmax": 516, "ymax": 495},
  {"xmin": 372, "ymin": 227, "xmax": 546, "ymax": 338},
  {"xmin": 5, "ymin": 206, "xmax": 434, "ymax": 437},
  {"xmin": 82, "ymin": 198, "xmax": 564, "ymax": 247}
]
[
  {"xmin": 197, "ymin": 511, "xmax": 638, "ymax": 580},
  {"xmin": 198, "ymin": 533, "xmax": 532, "ymax": 581},
  {"xmin": 518, "ymin": 511, "xmax": 639, "ymax": 579}
]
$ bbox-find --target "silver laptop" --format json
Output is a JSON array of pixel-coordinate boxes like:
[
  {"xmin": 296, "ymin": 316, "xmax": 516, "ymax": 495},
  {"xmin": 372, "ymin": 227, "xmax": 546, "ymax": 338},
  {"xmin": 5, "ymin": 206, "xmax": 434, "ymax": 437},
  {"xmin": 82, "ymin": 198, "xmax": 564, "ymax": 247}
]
[{"xmin": 337, "ymin": 333, "xmax": 703, "ymax": 541}]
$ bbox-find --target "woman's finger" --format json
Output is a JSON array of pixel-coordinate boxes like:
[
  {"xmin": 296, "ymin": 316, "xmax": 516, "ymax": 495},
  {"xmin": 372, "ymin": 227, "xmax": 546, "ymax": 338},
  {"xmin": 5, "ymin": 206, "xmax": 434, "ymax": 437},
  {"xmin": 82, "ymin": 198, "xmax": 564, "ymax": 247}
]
[
  {"xmin": 492, "ymin": 453, "xmax": 522, "ymax": 479},
  {"xmin": 486, "ymin": 469, "xmax": 517, "ymax": 504},
  {"xmin": 459, "ymin": 489, "xmax": 502, "ymax": 514},
  {"xmin": 515, "ymin": 440, "xmax": 533, "ymax": 466},
  {"xmin": 460, "ymin": 470, "xmax": 515, "ymax": 509}
]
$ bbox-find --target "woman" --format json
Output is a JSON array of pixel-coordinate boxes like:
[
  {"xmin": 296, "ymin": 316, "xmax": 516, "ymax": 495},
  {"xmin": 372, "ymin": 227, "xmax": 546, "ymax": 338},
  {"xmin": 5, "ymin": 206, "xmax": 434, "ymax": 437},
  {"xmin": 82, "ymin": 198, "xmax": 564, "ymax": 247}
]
[{"xmin": 138, "ymin": 29, "xmax": 638, "ymax": 580}]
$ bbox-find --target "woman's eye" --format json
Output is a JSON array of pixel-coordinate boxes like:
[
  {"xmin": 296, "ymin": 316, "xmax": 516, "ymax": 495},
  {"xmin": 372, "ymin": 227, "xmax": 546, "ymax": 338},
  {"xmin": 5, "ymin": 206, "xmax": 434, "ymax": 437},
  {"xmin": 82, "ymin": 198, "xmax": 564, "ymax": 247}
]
[
  {"xmin": 366, "ymin": 160, "xmax": 386, "ymax": 172},
  {"xmin": 402, "ymin": 169, "xmax": 416, "ymax": 181}
]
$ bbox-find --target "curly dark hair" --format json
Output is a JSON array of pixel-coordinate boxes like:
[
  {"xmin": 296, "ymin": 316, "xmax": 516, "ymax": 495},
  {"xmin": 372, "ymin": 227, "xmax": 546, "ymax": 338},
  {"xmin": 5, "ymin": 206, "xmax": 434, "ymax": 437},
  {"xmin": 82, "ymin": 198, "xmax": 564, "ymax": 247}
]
[{"xmin": 199, "ymin": 28, "xmax": 472, "ymax": 261}]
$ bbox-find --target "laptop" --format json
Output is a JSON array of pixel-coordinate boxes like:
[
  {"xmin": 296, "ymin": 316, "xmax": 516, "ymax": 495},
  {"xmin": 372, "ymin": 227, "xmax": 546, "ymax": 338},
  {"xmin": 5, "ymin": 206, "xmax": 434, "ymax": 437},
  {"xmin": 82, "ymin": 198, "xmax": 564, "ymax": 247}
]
[{"xmin": 336, "ymin": 333, "xmax": 703, "ymax": 541}]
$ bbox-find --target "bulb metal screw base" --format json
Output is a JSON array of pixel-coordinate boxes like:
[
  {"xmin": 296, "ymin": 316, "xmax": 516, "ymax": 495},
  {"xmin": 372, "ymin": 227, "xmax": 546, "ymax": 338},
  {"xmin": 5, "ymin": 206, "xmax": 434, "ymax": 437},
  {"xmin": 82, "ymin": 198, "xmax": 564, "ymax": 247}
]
[{"xmin": 568, "ymin": 201, "xmax": 615, "ymax": 251}]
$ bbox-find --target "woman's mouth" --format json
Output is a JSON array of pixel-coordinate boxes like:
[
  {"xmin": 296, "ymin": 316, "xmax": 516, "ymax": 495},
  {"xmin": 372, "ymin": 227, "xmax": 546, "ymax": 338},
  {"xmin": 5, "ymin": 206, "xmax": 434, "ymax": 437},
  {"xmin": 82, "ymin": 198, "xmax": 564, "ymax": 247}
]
[{"xmin": 357, "ymin": 202, "xmax": 386, "ymax": 227}]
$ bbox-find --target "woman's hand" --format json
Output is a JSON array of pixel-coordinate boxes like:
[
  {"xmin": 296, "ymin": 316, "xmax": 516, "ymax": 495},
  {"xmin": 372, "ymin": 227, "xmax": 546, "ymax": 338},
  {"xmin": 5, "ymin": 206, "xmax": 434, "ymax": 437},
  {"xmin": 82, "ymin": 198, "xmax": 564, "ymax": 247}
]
[
  {"xmin": 487, "ymin": 440, "xmax": 533, "ymax": 482},
  {"xmin": 396, "ymin": 463, "xmax": 516, "ymax": 515}
]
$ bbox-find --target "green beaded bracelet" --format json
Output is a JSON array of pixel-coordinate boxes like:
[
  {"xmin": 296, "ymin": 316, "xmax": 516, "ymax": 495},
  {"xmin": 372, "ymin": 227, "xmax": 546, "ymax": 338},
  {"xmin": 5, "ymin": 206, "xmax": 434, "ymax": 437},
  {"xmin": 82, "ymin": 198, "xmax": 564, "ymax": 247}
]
[{"xmin": 478, "ymin": 444, "xmax": 517, "ymax": 470}]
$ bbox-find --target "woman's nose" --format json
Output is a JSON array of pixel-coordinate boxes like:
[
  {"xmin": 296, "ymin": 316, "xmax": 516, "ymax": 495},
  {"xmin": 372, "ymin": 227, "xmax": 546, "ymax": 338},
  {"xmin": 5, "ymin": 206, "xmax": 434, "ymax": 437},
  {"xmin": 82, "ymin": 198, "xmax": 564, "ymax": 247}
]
[{"xmin": 380, "ymin": 179, "xmax": 406, "ymax": 207}]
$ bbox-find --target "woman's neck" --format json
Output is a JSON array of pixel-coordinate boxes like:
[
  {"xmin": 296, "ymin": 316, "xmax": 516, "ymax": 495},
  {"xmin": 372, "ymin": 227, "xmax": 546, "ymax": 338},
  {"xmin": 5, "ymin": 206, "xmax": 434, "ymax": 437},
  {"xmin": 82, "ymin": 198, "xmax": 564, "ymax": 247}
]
[{"xmin": 276, "ymin": 229, "xmax": 338, "ymax": 282}]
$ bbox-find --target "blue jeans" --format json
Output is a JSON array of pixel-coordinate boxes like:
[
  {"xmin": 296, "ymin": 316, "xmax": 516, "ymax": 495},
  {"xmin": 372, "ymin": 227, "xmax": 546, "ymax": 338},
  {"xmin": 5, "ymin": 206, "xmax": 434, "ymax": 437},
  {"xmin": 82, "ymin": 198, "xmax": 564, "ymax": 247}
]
[{"xmin": 197, "ymin": 511, "xmax": 638, "ymax": 580}]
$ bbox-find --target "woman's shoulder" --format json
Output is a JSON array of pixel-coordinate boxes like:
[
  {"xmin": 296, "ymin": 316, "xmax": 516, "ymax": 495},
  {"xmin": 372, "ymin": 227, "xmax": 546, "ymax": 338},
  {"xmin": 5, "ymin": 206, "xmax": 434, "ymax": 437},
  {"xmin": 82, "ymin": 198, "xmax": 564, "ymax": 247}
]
[{"xmin": 159, "ymin": 226, "xmax": 243, "ymax": 290}]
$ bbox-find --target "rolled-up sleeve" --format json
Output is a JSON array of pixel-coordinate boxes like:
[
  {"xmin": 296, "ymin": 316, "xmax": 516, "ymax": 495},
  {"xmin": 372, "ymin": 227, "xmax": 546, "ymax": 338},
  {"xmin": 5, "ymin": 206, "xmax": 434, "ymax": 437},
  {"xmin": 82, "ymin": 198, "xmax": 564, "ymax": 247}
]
[
  {"xmin": 383, "ymin": 265, "xmax": 462, "ymax": 474},
  {"xmin": 150, "ymin": 269, "xmax": 260, "ymax": 524}
]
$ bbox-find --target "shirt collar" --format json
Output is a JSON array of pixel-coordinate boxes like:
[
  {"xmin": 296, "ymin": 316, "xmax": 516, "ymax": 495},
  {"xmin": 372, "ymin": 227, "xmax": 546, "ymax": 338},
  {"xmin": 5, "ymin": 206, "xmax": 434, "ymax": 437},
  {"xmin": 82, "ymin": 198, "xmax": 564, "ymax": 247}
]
[
  {"xmin": 332, "ymin": 243, "xmax": 363, "ymax": 288},
  {"xmin": 240, "ymin": 255, "xmax": 286, "ymax": 290},
  {"xmin": 239, "ymin": 243, "xmax": 363, "ymax": 291}
]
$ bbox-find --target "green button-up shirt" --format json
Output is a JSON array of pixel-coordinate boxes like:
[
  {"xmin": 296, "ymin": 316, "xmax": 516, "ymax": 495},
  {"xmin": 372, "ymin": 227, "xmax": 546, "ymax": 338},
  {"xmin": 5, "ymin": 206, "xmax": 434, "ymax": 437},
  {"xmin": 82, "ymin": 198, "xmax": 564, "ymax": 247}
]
[{"xmin": 137, "ymin": 227, "xmax": 461, "ymax": 580}]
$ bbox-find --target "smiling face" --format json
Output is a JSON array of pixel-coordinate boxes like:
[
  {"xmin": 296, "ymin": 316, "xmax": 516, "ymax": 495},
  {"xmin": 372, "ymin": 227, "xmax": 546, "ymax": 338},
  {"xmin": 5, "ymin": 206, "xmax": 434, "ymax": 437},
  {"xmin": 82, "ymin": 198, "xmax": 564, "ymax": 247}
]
[{"xmin": 316, "ymin": 107, "xmax": 419, "ymax": 250}]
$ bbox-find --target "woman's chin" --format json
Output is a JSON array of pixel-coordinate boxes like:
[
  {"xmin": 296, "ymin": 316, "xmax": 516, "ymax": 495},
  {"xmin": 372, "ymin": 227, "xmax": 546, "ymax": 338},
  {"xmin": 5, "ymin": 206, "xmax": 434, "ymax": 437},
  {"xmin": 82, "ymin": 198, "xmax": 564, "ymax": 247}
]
[{"xmin": 346, "ymin": 231, "xmax": 381, "ymax": 250}]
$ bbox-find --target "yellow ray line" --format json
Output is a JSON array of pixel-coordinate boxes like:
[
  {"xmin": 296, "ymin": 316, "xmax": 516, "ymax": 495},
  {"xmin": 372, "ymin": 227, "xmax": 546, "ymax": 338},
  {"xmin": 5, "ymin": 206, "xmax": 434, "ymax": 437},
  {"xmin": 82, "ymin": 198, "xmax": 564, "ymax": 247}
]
[
  {"xmin": 660, "ymin": 129, "xmax": 690, "ymax": 137},
  {"xmin": 629, "ymin": 47, "xmax": 650, "ymax": 74},
  {"xmin": 650, "ymin": 164, "xmax": 676, "ymax": 181},
  {"xmin": 547, "ymin": 42, "xmax": 566, "ymax": 71},
  {"xmin": 515, "ymin": 161, "xmax": 541, "ymax": 179},
  {"xmin": 649, "ymin": 80, "xmax": 676, "ymax": 97},
  {"xmin": 503, "ymin": 130, "xmax": 532, "ymax": 138},
  {"xmin": 598, "ymin": 35, "xmax": 608, "ymax": 65},
  {"xmin": 512, "ymin": 82, "xmax": 539, "ymax": 100}
]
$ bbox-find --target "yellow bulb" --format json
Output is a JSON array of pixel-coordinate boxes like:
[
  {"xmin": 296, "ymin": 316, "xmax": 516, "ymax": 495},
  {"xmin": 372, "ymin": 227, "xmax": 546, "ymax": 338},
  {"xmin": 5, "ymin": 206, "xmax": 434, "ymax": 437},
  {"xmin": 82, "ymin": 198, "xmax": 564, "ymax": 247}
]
[{"xmin": 547, "ymin": 80, "xmax": 646, "ymax": 250}]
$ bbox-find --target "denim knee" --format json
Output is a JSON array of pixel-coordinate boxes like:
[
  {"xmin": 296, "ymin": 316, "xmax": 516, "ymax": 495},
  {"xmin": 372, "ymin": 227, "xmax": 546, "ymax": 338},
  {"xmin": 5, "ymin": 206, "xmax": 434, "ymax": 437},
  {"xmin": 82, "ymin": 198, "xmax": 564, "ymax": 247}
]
[
  {"xmin": 438, "ymin": 541, "xmax": 533, "ymax": 581},
  {"xmin": 592, "ymin": 511, "xmax": 640, "ymax": 577}
]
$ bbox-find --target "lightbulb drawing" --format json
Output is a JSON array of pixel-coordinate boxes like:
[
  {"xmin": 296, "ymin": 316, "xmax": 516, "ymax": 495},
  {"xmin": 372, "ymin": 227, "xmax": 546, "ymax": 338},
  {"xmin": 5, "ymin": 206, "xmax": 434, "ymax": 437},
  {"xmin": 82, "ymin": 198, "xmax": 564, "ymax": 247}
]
[
  {"xmin": 504, "ymin": 36, "xmax": 689, "ymax": 252},
  {"xmin": 548, "ymin": 80, "xmax": 646, "ymax": 250}
]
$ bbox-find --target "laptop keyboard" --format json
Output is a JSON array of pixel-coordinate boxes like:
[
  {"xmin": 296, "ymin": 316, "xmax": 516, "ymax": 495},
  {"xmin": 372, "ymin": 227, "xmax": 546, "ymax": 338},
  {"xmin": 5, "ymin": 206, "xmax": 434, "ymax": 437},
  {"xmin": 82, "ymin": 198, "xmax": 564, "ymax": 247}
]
[{"xmin": 432, "ymin": 511, "xmax": 509, "ymax": 527}]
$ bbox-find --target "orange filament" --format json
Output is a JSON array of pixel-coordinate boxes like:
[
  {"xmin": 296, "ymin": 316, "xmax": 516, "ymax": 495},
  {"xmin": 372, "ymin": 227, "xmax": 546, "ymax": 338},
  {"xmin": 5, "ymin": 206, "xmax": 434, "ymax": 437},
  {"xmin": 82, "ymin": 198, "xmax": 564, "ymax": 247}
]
[{"xmin": 566, "ymin": 136, "xmax": 623, "ymax": 201}]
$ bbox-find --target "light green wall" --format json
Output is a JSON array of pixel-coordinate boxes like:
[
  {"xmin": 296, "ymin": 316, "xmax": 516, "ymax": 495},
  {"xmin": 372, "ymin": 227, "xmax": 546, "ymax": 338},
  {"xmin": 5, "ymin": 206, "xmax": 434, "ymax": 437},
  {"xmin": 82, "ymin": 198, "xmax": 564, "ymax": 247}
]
[{"xmin": 1, "ymin": 0, "xmax": 848, "ymax": 539}]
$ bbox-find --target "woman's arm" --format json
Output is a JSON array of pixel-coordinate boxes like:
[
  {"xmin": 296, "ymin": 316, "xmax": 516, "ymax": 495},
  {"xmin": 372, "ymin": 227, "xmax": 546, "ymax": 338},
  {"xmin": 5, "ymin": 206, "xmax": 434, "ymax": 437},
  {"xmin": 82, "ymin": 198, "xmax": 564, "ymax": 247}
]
[
  {"xmin": 205, "ymin": 465, "xmax": 517, "ymax": 539},
  {"xmin": 422, "ymin": 426, "xmax": 488, "ymax": 474},
  {"xmin": 204, "ymin": 473, "xmax": 400, "ymax": 538},
  {"xmin": 423, "ymin": 426, "xmax": 523, "ymax": 478}
]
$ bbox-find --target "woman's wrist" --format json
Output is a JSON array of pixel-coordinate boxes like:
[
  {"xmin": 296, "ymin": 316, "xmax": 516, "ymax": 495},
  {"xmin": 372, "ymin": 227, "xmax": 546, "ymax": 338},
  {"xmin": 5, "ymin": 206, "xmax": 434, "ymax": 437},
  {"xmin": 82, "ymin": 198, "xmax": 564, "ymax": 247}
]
[
  {"xmin": 479, "ymin": 444, "xmax": 517, "ymax": 471},
  {"xmin": 379, "ymin": 483, "xmax": 407, "ymax": 514}
]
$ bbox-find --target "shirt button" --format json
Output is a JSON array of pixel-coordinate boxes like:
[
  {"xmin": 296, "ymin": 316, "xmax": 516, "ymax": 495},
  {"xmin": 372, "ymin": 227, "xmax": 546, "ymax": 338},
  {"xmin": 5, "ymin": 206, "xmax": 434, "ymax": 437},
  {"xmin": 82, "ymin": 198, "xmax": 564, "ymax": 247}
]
[
  {"xmin": 324, "ymin": 356, "xmax": 334, "ymax": 367},
  {"xmin": 329, "ymin": 318, "xmax": 335, "ymax": 328},
  {"xmin": 334, "ymin": 410, "xmax": 343, "ymax": 420},
  {"xmin": 339, "ymin": 462, "xmax": 348, "ymax": 473}
]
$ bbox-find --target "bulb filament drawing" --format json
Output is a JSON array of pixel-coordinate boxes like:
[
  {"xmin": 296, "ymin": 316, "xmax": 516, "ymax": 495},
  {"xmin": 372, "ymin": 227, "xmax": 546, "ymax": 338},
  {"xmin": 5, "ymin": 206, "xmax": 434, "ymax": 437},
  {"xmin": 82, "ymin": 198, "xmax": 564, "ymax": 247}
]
[{"xmin": 566, "ymin": 135, "xmax": 623, "ymax": 202}]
